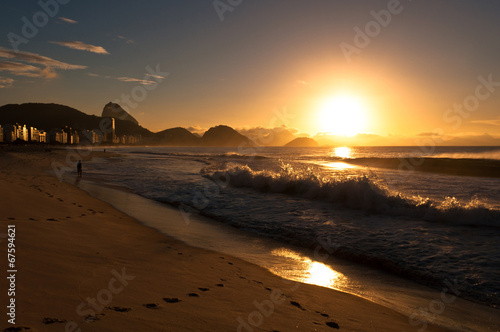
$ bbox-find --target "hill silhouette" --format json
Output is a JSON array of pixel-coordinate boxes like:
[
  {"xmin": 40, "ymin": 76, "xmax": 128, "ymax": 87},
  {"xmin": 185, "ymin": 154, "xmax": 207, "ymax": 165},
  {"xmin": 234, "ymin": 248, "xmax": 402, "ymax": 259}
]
[
  {"xmin": 0, "ymin": 103, "xmax": 153, "ymax": 137},
  {"xmin": 284, "ymin": 137, "xmax": 319, "ymax": 147},
  {"xmin": 202, "ymin": 125, "xmax": 255, "ymax": 147},
  {"xmin": 102, "ymin": 102, "xmax": 139, "ymax": 125},
  {"xmin": 156, "ymin": 127, "xmax": 201, "ymax": 146},
  {"xmin": 0, "ymin": 103, "xmax": 258, "ymax": 146}
]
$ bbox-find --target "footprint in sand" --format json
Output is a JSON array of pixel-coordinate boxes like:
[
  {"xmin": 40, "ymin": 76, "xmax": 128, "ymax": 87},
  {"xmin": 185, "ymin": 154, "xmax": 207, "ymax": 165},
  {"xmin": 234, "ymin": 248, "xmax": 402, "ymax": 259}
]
[
  {"xmin": 106, "ymin": 306, "xmax": 131, "ymax": 312},
  {"xmin": 3, "ymin": 327, "xmax": 32, "ymax": 331},
  {"xmin": 8, "ymin": 217, "xmax": 15, "ymax": 220},
  {"xmin": 143, "ymin": 303, "xmax": 160, "ymax": 309},
  {"xmin": 198, "ymin": 288, "xmax": 210, "ymax": 292},
  {"xmin": 290, "ymin": 301, "xmax": 306, "ymax": 311},
  {"xmin": 84, "ymin": 314, "xmax": 104, "ymax": 322},
  {"xmin": 325, "ymin": 321, "xmax": 340, "ymax": 329},
  {"xmin": 163, "ymin": 298, "xmax": 181, "ymax": 303},
  {"xmin": 42, "ymin": 317, "xmax": 67, "ymax": 324},
  {"xmin": 187, "ymin": 293, "xmax": 199, "ymax": 297},
  {"xmin": 215, "ymin": 283, "xmax": 224, "ymax": 287},
  {"xmin": 46, "ymin": 218, "xmax": 57, "ymax": 221}
]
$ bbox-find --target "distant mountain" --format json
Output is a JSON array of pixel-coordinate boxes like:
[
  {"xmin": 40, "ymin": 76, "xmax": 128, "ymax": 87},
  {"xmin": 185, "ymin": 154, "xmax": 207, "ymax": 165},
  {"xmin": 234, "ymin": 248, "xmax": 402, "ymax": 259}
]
[
  {"xmin": 202, "ymin": 125, "xmax": 255, "ymax": 147},
  {"xmin": 156, "ymin": 127, "xmax": 201, "ymax": 146},
  {"xmin": 0, "ymin": 103, "xmax": 153, "ymax": 137},
  {"xmin": 284, "ymin": 137, "xmax": 319, "ymax": 147},
  {"xmin": 0, "ymin": 103, "xmax": 258, "ymax": 146},
  {"xmin": 102, "ymin": 102, "xmax": 139, "ymax": 125}
]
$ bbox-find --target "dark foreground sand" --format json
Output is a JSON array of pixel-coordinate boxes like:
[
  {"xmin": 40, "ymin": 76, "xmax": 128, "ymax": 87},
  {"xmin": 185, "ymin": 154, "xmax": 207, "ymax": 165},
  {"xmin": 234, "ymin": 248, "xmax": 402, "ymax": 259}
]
[{"xmin": 0, "ymin": 149, "xmax": 451, "ymax": 332}]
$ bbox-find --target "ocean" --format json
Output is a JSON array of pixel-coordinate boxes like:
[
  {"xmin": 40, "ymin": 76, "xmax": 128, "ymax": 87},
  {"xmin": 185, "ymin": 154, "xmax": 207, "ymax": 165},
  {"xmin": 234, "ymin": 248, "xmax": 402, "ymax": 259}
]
[{"xmin": 77, "ymin": 145, "xmax": 500, "ymax": 326}]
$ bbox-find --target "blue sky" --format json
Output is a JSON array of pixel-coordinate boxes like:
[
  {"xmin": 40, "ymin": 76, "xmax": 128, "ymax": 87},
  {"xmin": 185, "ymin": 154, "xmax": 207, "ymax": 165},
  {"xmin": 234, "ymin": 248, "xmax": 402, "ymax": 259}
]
[{"xmin": 0, "ymin": 0, "xmax": 499, "ymax": 144}]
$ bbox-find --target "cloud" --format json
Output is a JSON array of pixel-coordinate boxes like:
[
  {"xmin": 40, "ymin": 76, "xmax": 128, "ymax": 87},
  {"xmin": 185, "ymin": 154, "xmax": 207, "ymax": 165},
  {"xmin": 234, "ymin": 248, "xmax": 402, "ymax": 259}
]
[
  {"xmin": 50, "ymin": 41, "xmax": 110, "ymax": 55},
  {"xmin": 88, "ymin": 72, "xmax": 157, "ymax": 85},
  {"xmin": 238, "ymin": 125, "xmax": 299, "ymax": 146},
  {"xmin": 118, "ymin": 35, "xmax": 135, "ymax": 44},
  {"xmin": 116, "ymin": 77, "xmax": 156, "ymax": 85},
  {"xmin": 187, "ymin": 125, "xmax": 206, "ymax": 136},
  {"xmin": 145, "ymin": 73, "xmax": 167, "ymax": 80},
  {"xmin": 0, "ymin": 47, "xmax": 87, "ymax": 70},
  {"xmin": 0, "ymin": 77, "xmax": 14, "ymax": 88},
  {"xmin": 0, "ymin": 61, "xmax": 57, "ymax": 78},
  {"xmin": 471, "ymin": 117, "xmax": 500, "ymax": 126},
  {"xmin": 59, "ymin": 17, "xmax": 78, "ymax": 24}
]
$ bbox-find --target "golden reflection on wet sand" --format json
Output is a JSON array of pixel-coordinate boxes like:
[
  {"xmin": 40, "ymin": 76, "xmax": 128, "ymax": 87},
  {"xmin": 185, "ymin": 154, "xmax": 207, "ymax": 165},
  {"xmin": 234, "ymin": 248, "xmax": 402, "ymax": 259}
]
[{"xmin": 270, "ymin": 248, "xmax": 349, "ymax": 289}]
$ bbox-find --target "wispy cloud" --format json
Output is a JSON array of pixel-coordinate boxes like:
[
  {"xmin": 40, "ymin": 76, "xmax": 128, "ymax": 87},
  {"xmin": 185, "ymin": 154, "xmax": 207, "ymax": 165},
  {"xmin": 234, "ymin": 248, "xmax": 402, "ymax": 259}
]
[
  {"xmin": 88, "ymin": 72, "xmax": 157, "ymax": 85},
  {"xmin": 116, "ymin": 77, "xmax": 156, "ymax": 85},
  {"xmin": 145, "ymin": 73, "xmax": 167, "ymax": 80},
  {"xmin": 50, "ymin": 41, "xmax": 110, "ymax": 55},
  {"xmin": 0, "ymin": 47, "xmax": 87, "ymax": 70},
  {"xmin": 0, "ymin": 47, "xmax": 86, "ymax": 82},
  {"xmin": 0, "ymin": 61, "xmax": 58, "ymax": 79},
  {"xmin": 471, "ymin": 117, "xmax": 500, "ymax": 126},
  {"xmin": 0, "ymin": 77, "xmax": 14, "ymax": 88},
  {"xmin": 59, "ymin": 17, "xmax": 78, "ymax": 24},
  {"xmin": 118, "ymin": 35, "xmax": 135, "ymax": 44}
]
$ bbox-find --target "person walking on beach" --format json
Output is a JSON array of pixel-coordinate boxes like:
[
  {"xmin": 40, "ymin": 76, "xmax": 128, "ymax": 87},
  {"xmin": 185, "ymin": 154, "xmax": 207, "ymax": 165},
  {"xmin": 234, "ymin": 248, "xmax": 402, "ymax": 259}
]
[{"xmin": 77, "ymin": 160, "xmax": 82, "ymax": 177}]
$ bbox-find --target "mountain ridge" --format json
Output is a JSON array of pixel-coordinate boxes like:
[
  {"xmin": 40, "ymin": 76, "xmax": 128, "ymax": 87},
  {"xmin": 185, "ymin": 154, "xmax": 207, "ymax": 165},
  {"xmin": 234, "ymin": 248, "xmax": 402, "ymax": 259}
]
[{"xmin": 0, "ymin": 103, "xmax": 257, "ymax": 147}]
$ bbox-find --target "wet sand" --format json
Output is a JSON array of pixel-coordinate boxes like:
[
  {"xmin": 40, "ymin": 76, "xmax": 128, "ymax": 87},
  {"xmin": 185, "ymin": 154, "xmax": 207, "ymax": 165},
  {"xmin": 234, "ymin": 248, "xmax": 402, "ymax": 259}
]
[{"xmin": 0, "ymin": 148, "xmax": 452, "ymax": 331}]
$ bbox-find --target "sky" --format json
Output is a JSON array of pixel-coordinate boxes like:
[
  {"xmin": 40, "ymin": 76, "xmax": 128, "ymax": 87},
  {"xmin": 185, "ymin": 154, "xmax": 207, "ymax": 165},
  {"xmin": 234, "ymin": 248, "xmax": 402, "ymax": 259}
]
[{"xmin": 0, "ymin": 0, "xmax": 499, "ymax": 145}]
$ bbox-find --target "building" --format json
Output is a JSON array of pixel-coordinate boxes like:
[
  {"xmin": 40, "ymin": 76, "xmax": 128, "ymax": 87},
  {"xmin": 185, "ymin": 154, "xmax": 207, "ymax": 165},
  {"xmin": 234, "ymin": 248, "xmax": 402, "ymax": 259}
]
[
  {"xmin": 14, "ymin": 124, "xmax": 28, "ymax": 141},
  {"xmin": 3, "ymin": 124, "xmax": 16, "ymax": 142},
  {"xmin": 79, "ymin": 130, "xmax": 103, "ymax": 144},
  {"xmin": 29, "ymin": 127, "xmax": 40, "ymax": 142},
  {"xmin": 71, "ymin": 131, "xmax": 79, "ymax": 145},
  {"xmin": 39, "ymin": 131, "xmax": 47, "ymax": 143},
  {"xmin": 103, "ymin": 118, "xmax": 116, "ymax": 143}
]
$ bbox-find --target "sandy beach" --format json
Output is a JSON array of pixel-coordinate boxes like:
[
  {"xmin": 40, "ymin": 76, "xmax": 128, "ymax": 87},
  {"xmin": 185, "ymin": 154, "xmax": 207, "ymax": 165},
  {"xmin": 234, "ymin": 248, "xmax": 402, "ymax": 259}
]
[{"xmin": 0, "ymin": 148, "xmax": 451, "ymax": 332}]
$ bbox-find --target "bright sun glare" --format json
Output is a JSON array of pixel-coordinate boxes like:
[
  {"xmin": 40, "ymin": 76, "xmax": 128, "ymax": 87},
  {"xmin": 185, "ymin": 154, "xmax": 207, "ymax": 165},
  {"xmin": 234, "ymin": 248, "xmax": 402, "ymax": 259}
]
[{"xmin": 317, "ymin": 95, "xmax": 368, "ymax": 136}]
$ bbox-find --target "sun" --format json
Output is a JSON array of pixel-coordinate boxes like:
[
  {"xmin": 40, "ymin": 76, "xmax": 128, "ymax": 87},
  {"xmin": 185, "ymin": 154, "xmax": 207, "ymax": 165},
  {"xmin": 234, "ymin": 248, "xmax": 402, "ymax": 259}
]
[{"xmin": 317, "ymin": 94, "xmax": 368, "ymax": 136}]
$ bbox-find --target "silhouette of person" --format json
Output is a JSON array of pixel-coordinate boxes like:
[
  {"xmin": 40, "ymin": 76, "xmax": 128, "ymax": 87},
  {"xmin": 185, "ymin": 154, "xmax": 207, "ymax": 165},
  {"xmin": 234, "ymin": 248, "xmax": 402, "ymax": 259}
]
[{"xmin": 77, "ymin": 160, "xmax": 82, "ymax": 177}]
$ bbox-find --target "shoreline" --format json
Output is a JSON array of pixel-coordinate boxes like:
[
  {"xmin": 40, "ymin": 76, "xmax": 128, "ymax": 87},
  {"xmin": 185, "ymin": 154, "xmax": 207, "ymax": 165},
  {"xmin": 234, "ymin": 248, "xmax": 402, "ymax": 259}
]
[
  {"xmin": 72, "ymin": 156, "xmax": 500, "ymax": 332},
  {"xmin": 0, "ymin": 149, "xmax": 483, "ymax": 331}
]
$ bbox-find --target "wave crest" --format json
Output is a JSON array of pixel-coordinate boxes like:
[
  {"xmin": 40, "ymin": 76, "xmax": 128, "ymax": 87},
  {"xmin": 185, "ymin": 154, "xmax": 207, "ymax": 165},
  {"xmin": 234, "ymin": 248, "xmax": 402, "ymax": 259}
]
[{"xmin": 203, "ymin": 162, "xmax": 500, "ymax": 228}]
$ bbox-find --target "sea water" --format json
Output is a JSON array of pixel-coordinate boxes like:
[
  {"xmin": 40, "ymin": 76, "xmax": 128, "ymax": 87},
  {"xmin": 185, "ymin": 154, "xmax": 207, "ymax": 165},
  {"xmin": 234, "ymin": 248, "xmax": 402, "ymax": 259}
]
[{"xmin": 79, "ymin": 146, "xmax": 500, "ymax": 326}]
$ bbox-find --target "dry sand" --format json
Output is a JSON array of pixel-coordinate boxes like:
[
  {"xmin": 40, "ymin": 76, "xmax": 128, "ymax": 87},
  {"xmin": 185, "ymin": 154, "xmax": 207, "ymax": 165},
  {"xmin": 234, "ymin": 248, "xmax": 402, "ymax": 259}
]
[{"xmin": 0, "ymin": 148, "xmax": 450, "ymax": 332}]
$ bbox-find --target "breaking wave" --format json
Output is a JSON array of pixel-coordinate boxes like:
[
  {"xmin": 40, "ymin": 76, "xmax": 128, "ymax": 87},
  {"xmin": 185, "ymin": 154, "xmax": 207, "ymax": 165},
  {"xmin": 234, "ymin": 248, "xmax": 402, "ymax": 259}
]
[{"xmin": 203, "ymin": 162, "xmax": 500, "ymax": 228}]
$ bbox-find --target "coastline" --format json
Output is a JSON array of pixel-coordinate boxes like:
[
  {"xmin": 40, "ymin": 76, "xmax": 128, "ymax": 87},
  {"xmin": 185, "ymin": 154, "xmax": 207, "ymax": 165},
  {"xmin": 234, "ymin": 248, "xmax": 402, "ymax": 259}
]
[{"xmin": 0, "ymin": 149, "xmax": 469, "ymax": 331}]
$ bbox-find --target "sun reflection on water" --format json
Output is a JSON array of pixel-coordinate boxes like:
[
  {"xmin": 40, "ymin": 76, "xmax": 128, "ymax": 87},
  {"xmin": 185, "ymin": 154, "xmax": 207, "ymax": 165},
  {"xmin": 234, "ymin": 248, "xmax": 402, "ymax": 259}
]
[
  {"xmin": 334, "ymin": 147, "xmax": 352, "ymax": 159},
  {"xmin": 270, "ymin": 248, "xmax": 348, "ymax": 289}
]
